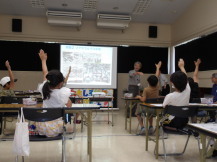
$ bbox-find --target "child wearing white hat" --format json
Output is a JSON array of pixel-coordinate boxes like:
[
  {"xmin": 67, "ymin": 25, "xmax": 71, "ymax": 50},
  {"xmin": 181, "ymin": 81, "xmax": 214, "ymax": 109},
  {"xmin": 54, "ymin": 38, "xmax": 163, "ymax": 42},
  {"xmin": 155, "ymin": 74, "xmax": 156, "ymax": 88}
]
[{"xmin": 0, "ymin": 60, "xmax": 16, "ymax": 96}]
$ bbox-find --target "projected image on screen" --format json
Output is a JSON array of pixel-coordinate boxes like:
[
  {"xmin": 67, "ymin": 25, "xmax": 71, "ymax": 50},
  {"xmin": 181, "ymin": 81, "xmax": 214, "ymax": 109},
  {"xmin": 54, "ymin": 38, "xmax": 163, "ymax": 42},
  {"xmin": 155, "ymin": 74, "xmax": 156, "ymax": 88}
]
[{"xmin": 60, "ymin": 45, "xmax": 117, "ymax": 88}]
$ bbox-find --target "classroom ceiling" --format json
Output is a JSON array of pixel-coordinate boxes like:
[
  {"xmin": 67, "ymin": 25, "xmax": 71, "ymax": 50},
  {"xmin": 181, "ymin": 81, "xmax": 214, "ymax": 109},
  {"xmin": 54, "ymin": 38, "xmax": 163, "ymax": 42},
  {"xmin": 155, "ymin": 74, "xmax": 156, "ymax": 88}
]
[{"xmin": 0, "ymin": 0, "xmax": 196, "ymax": 24}]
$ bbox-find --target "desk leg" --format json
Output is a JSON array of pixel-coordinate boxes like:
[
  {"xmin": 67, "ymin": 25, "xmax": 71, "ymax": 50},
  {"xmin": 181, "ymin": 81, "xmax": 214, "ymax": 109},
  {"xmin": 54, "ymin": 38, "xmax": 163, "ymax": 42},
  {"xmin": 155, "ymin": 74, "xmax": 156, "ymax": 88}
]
[
  {"xmin": 200, "ymin": 134, "xmax": 206, "ymax": 162},
  {"xmin": 125, "ymin": 101, "xmax": 128, "ymax": 130},
  {"xmin": 112, "ymin": 104, "xmax": 114, "ymax": 126},
  {"xmin": 145, "ymin": 107, "xmax": 149, "ymax": 151},
  {"xmin": 0, "ymin": 113, "xmax": 2, "ymax": 135},
  {"xmin": 129, "ymin": 101, "xmax": 132, "ymax": 134},
  {"xmin": 107, "ymin": 105, "xmax": 109, "ymax": 124},
  {"xmin": 87, "ymin": 111, "xmax": 92, "ymax": 162},
  {"xmin": 155, "ymin": 110, "xmax": 160, "ymax": 159}
]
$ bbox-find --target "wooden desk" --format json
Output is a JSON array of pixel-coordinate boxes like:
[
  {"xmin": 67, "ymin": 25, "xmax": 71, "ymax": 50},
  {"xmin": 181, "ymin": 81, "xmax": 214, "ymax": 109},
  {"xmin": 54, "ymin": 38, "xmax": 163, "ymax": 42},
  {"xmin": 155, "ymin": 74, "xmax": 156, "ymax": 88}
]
[
  {"xmin": 0, "ymin": 104, "xmax": 99, "ymax": 162},
  {"xmin": 188, "ymin": 123, "xmax": 217, "ymax": 162},
  {"xmin": 122, "ymin": 97, "xmax": 140, "ymax": 133},
  {"xmin": 140, "ymin": 103, "xmax": 217, "ymax": 159}
]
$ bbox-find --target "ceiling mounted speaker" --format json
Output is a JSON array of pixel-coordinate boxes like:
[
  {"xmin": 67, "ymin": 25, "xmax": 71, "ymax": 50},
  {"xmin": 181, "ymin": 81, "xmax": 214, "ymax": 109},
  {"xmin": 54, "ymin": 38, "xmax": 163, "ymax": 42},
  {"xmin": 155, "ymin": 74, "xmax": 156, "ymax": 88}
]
[
  {"xmin": 149, "ymin": 26, "xmax": 157, "ymax": 38},
  {"xmin": 46, "ymin": 10, "xmax": 82, "ymax": 27},
  {"xmin": 97, "ymin": 14, "xmax": 131, "ymax": 30}
]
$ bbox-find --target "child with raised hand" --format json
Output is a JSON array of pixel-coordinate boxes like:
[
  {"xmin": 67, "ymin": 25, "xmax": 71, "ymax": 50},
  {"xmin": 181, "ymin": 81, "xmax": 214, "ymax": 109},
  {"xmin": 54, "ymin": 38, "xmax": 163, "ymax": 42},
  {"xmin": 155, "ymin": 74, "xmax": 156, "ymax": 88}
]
[
  {"xmin": 162, "ymin": 58, "xmax": 190, "ymax": 131},
  {"xmin": 188, "ymin": 58, "xmax": 201, "ymax": 101},
  {"xmin": 36, "ymin": 49, "xmax": 72, "ymax": 137},
  {"xmin": 0, "ymin": 60, "xmax": 16, "ymax": 96},
  {"xmin": 135, "ymin": 61, "xmax": 161, "ymax": 135}
]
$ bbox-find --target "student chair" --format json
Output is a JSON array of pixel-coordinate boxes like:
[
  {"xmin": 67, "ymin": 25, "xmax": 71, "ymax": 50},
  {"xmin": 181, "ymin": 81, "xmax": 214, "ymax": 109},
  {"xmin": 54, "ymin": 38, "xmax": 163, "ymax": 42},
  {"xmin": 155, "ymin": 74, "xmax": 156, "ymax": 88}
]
[
  {"xmin": 21, "ymin": 107, "xmax": 76, "ymax": 162},
  {"xmin": 158, "ymin": 105, "xmax": 198, "ymax": 161}
]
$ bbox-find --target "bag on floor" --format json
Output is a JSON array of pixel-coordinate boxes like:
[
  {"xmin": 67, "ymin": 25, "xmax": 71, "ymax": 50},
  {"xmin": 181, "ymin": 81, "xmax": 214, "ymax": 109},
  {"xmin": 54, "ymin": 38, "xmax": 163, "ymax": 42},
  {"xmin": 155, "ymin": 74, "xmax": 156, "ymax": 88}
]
[{"xmin": 12, "ymin": 107, "xmax": 30, "ymax": 156}]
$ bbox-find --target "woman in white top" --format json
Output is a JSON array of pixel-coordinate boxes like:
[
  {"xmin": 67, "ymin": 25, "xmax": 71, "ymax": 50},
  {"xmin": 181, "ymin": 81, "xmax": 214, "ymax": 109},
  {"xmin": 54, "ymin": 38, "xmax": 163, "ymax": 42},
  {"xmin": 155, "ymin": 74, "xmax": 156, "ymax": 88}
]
[{"xmin": 36, "ymin": 49, "xmax": 72, "ymax": 137}]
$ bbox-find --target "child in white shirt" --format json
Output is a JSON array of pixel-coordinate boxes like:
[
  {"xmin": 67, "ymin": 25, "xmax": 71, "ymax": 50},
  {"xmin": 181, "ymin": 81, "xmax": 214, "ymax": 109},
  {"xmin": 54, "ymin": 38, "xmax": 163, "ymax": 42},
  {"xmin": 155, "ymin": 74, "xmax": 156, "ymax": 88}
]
[
  {"xmin": 36, "ymin": 49, "xmax": 72, "ymax": 137},
  {"xmin": 163, "ymin": 59, "xmax": 190, "ymax": 130}
]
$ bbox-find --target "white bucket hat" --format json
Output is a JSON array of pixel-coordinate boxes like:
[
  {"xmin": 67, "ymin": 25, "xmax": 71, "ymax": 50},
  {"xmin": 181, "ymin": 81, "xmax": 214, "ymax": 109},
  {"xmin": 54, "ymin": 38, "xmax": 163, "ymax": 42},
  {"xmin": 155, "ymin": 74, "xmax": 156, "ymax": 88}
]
[
  {"xmin": 0, "ymin": 76, "xmax": 11, "ymax": 86},
  {"xmin": 0, "ymin": 77, "xmax": 17, "ymax": 87}
]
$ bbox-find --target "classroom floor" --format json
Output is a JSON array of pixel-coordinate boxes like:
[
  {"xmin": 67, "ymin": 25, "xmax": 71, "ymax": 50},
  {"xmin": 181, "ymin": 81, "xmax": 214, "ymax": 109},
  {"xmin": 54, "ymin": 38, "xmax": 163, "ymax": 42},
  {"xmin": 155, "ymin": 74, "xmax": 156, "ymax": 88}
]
[{"xmin": 0, "ymin": 108, "xmax": 217, "ymax": 162}]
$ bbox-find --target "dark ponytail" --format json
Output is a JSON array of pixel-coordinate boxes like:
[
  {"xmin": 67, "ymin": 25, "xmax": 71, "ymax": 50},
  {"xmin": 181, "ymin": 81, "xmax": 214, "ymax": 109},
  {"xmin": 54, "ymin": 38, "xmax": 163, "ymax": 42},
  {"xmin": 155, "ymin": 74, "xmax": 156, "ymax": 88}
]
[
  {"xmin": 42, "ymin": 82, "xmax": 52, "ymax": 100},
  {"xmin": 42, "ymin": 70, "xmax": 64, "ymax": 100}
]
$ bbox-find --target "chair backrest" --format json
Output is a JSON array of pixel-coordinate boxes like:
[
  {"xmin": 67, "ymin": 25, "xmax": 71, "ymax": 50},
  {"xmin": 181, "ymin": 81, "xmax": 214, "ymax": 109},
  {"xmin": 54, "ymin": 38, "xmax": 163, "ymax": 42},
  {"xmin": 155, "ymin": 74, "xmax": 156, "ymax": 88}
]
[
  {"xmin": 164, "ymin": 105, "xmax": 198, "ymax": 118},
  {"xmin": 22, "ymin": 108, "xmax": 64, "ymax": 122},
  {"xmin": 0, "ymin": 96, "xmax": 24, "ymax": 104},
  {"xmin": 146, "ymin": 97, "xmax": 165, "ymax": 103}
]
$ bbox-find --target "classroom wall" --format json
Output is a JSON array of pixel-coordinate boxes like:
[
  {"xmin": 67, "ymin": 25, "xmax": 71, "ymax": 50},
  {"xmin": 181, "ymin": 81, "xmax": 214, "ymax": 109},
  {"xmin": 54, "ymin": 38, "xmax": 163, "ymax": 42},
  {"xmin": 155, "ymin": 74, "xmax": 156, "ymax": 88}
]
[
  {"xmin": 172, "ymin": 0, "xmax": 217, "ymax": 45},
  {"xmin": 0, "ymin": 14, "xmax": 171, "ymax": 47},
  {"xmin": 171, "ymin": 0, "xmax": 217, "ymax": 88}
]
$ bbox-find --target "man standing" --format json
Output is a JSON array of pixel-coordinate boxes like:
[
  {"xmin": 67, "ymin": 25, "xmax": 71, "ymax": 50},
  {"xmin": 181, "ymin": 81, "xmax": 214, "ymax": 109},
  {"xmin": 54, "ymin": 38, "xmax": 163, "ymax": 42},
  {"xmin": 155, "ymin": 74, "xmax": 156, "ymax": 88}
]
[{"xmin": 128, "ymin": 61, "xmax": 143, "ymax": 97}]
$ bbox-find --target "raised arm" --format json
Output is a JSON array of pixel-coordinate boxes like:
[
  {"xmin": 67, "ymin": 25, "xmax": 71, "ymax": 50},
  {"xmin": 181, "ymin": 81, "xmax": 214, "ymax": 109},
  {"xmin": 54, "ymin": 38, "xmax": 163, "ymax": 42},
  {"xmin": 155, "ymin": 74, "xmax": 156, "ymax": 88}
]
[
  {"xmin": 38, "ymin": 49, "xmax": 48, "ymax": 81},
  {"xmin": 64, "ymin": 66, "xmax": 71, "ymax": 84},
  {"xmin": 5, "ymin": 60, "xmax": 15, "ymax": 88},
  {"xmin": 193, "ymin": 59, "xmax": 201, "ymax": 83},
  {"xmin": 178, "ymin": 58, "xmax": 187, "ymax": 74},
  {"xmin": 155, "ymin": 61, "xmax": 162, "ymax": 77}
]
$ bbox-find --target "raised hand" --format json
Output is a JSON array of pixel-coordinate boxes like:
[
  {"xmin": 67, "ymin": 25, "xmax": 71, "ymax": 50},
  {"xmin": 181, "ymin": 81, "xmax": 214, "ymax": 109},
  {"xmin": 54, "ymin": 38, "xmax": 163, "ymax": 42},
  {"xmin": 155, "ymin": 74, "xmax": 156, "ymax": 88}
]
[
  {"xmin": 193, "ymin": 59, "xmax": 201, "ymax": 83},
  {"xmin": 178, "ymin": 58, "xmax": 185, "ymax": 68},
  {"xmin": 178, "ymin": 58, "xmax": 186, "ymax": 74},
  {"xmin": 38, "ymin": 49, "xmax": 47, "ymax": 61},
  {"xmin": 155, "ymin": 61, "xmax": 162, "ymax": 69},
  {"xmin": 5, "ymin": 60, "xmax": 11, "ymax": 70},
  {"xmin": 194, "ymin": 58, "xmax": 201, "ymax": 67},
  {"xmin": 38, "ymin": 49, "xmax": 48, "ymax": 81},
  {"xmin": 155, "ymin": 61, "xmax": 162, "ymax": 77}
]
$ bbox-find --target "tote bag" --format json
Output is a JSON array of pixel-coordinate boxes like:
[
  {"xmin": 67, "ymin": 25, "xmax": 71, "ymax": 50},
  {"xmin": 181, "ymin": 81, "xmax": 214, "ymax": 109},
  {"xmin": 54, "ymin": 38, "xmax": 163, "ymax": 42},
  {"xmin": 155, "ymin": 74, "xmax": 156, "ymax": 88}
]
[{"xmin": 12, "ymin": 107, "xmax": 30, "ymax": 156}]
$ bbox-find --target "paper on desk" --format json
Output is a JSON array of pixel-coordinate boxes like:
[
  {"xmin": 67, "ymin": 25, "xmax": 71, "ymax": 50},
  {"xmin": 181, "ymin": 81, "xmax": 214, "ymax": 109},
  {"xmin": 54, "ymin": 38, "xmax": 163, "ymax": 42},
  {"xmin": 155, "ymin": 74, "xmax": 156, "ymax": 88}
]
[
  {"xmin": 190, "ymin": 123, "xmax": 217, "ymax": 134},
  {"xmin": 150, "ymin": 104, "xmax": 163, "ymax": 107}
]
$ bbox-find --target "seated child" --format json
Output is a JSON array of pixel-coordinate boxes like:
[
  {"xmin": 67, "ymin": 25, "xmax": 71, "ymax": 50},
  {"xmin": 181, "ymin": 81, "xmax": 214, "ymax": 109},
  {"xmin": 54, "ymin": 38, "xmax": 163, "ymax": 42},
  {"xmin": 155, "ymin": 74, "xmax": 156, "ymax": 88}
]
[
  {"xmin": 0, "ymin": 60, "xmax": 16, "ymax": 96},
  {"xmin": 136, "ymin": 61, "xmax": 161, "ymax": 135},
  {"xmin": 36, "ymin": 49, "xmax": 72, "ymax": 137},
  {"xmin": 162, "ymin": 59, "xmax": 190, "ymax": 131}
]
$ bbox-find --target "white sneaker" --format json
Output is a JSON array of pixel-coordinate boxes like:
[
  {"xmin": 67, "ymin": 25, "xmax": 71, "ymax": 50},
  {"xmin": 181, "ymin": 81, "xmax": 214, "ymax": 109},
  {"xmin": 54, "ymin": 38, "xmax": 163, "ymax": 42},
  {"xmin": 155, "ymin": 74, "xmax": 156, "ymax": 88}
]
[{"xmin": 137, "ymin": 127, "xmax": 146, "ymax": 135}]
